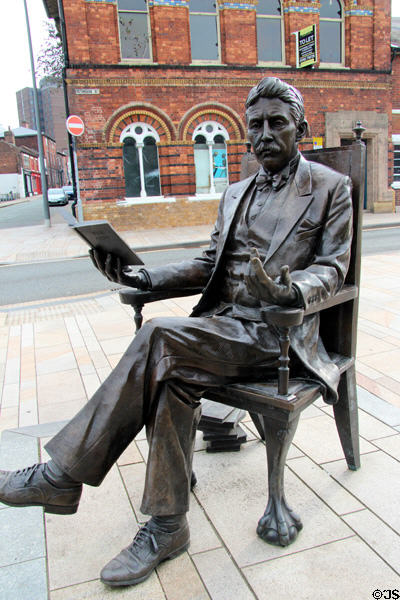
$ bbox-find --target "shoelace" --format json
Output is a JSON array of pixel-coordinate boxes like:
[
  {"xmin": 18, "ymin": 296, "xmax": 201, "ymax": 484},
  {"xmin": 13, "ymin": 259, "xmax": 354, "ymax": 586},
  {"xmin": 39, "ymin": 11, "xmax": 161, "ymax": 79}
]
[
  {"xmin": 18, "ymin": 464, "xmax": 42, "ymax": 486},
  {"xmin": 128, "ymin": 523, "xmax": 159, "ymax": 554}
]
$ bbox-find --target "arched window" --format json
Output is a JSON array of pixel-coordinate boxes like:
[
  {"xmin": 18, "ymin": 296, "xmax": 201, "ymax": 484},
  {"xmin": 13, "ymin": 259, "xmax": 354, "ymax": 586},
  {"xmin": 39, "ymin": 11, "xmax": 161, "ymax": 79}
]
[
  {"xmin": 121, "ymin": 123, "xmax": 161, "ymax": 198},
  {"xmin": 117, "ymin": 0, "xmax": 151, "ymax": 60},
  {"xmin": 319, "ymin": 0, "xmax": 344, "ymax": 65},
  {"xmin": 193, "ymin": 121, "xmax": 229, "ymax": 195},
  {"xmin": 256, "ymin": 0, "xmax": 284, "ymax": 64},
  {"xmin": 189, "ymin": 0, "xmax": 219, "ymax": 62}
]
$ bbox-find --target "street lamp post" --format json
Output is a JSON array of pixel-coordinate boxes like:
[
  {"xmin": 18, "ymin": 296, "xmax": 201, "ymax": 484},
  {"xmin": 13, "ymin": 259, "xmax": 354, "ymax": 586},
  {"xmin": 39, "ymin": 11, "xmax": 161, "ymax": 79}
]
[{"xmin": 23, "ymin": 0, "xmax": 50, "ymax": 227}]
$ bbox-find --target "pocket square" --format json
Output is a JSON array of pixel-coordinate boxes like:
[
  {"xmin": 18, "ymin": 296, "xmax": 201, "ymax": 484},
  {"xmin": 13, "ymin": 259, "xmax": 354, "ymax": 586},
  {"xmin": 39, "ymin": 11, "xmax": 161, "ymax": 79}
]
[{"xmin": 297, "ymin": 218, "xmax": 320, "ymax": 234}]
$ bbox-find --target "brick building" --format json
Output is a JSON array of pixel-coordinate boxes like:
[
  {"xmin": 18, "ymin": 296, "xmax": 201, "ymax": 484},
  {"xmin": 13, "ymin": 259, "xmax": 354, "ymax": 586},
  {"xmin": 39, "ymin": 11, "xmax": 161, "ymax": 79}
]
[
  {"xmin": 16, "ymin": 79, "xmax": 69, "ymax": 155},
  {"xmin": 0, "ymin": 129, "xmax": 41, "ymax": 198},
  {"xmin": 43, "ymin": 0, "xmax": 394, "ymax": 230},
  {"xmin": 0, "ymin": 124, "xmax": 69, "ymax": 190}
]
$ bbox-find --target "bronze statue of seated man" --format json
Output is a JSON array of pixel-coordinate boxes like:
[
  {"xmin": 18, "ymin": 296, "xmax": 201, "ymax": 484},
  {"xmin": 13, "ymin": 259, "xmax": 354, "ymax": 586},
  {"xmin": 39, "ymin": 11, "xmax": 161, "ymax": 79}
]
[{"xmin": 0, "ymin": 77, "xmax": 352, "ymax": 588}]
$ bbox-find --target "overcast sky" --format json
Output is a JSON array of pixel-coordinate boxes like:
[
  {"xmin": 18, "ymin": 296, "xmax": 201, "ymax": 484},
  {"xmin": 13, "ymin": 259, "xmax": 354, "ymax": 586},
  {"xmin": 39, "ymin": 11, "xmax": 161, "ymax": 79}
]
[{"xmin": 1, "ymin": 0, "xmax": 400, "ymax": 130}]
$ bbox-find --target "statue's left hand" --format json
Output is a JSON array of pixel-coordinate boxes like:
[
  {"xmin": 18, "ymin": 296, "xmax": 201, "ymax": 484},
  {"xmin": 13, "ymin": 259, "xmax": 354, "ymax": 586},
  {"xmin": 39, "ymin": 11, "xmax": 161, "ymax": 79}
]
[
  {"xmin": 89, "ymin": 249, "xmax": 149, "ymax": 289},
  {"xmin": 244, "ymin": 248, "xmax": 298, "ymax": 306}
]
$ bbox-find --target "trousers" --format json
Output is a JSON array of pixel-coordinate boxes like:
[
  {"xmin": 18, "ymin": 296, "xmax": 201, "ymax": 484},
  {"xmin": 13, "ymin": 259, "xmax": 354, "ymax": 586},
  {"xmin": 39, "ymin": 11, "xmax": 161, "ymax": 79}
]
[{"xmin": 45, "ymin": 315, "xmax": 280, "ymax": 515}]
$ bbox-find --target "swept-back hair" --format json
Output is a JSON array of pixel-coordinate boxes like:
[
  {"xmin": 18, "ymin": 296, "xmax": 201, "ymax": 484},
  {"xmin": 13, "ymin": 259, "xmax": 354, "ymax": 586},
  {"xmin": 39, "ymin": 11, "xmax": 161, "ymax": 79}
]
[{"xmin": 245, "ymin": 77, "xmax": 305, "ymax": 127}]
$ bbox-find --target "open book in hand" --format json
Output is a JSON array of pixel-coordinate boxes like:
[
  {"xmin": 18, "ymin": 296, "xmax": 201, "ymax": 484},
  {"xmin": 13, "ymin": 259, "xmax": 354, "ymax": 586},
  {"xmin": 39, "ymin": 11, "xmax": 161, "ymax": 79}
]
[{"xmin": 72, "ymin": 220, "xmax": 144, "ymax": 266}]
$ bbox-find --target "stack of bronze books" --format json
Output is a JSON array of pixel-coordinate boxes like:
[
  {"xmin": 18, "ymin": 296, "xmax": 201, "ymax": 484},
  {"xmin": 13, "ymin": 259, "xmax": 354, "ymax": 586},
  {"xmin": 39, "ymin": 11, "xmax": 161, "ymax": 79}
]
[{"xmin": 198, "ymin": 399, "xmax": 247, "ymax": 452}]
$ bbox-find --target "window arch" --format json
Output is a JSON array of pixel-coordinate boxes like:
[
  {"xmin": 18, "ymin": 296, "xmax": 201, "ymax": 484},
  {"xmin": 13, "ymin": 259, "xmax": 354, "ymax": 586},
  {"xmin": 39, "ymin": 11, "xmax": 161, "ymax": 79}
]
[
  {"xmin": 189, "ymin": 0, "xmax": 220, "ymax": 62},
  {"xmin": 117, "ymin": 0, "xmax": 151, "ymax": 60},
  {"xmin": 120, "ymin": 123, "xmax": 161, "ymax": 198},
  {"xmin": 256, "ymin": 0, "xmax": 284, "ymax": 64},
  {"xmin": 192, "ymin": 121, "xmax": 229, "ymax": 195},
  {"xmin": 319, "ymin": 0, "xmax": 344, "ymax": 65}
]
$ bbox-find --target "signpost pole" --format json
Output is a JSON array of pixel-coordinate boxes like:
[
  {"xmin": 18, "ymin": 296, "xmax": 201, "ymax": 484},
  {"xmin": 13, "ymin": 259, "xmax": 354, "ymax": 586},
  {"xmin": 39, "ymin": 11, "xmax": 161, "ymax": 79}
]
[
  {"xmin": 72, "ymin": 137, "xmax": 84, "ymax": 223},
  {"xmin": 66, "ymin": 115, "xmax": 85, "ymax": 223}
]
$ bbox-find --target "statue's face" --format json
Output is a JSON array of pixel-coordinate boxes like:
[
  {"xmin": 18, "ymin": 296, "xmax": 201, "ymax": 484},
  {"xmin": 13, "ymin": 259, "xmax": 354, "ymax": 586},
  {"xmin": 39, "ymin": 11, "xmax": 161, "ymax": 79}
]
[{"xmin": 247, "ymin": 97, "xmax": 299, "ymax": 174}]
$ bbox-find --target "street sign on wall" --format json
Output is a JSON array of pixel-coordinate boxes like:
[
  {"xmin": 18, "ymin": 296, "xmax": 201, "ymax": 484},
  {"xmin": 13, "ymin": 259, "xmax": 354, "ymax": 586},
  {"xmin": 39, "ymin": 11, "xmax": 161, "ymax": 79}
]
[{"xmin": 66, "ymin": 115, "xmax": 85, "ymax": 137}]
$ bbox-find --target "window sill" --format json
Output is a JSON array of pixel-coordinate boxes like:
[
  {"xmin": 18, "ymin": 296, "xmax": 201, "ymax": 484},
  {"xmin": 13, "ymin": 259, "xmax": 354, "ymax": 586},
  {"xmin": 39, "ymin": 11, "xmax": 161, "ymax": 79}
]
[
  {"xmin": 188, "ymin": 193, "xmax": 222, "ymax": 201},
  {"xmin": 119, "ymin": 59, "xmax": 155, "ymax": 65},
  {"xmin": 190, "ymin": 60, "xmax": 223, "ymax": 66},
  {"xmin": 117, "ymin": 196, "xmax": 176, "ymax": 205},
  {"xmin": 318, "ymin": 63, "xmax": 348, "ymax": 69}
]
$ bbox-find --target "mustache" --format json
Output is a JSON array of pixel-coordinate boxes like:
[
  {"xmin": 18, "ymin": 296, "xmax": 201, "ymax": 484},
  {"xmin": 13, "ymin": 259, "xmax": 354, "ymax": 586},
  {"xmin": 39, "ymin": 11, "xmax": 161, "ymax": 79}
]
[{"xmin": 254, "ymin": 141, "xmax": 279, "ymax": 153}]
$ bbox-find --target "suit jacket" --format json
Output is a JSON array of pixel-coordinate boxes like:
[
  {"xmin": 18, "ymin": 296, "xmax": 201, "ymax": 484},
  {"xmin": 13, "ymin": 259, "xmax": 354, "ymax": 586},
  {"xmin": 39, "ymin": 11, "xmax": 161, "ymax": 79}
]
[{"xmin": 144, "ymin": 154, "xmax": 353, "ymax": 403}]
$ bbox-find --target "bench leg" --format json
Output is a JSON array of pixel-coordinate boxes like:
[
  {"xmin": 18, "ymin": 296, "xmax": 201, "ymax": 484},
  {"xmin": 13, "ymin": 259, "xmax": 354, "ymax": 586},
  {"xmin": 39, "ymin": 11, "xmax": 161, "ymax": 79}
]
[
  {"xmin": 257, "ymin": 412, "xmax": 302, "ymax": 547},
  {"xmin": 333, "ymin": 365, "xmax": 360, "ymax": 471}
]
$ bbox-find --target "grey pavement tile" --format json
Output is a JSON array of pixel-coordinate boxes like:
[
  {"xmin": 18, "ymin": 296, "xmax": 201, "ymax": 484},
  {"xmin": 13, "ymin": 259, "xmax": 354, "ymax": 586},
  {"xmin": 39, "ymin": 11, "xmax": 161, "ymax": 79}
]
[
  {"xmin": 293, "ymin": 414, "xmax": 375, "ymax": 464},
  {"xmin": 119, "ymin": 461, "xmax": 148, "ymax": 523},
  {"xmin": 46, "ymin": 465, "xmax": 137, "ymax": 590},
  {"xmin": 188, "ymin": 495, "xmax": 222, "ymax": 555},
  {"xmin": 324, "ymin": 451, "xmax": 400, "ymax": 534},
  {"xmin": 287, "ymin": 455, "xmax": 363, "ymax": 515},
  {"xmin": 0, "ymin": 507, "xmax": 45, "ymax": 567},
  {"xmin": 358, "ymin": 409, "xmax": 399, "ymax": 440},
  {"xmin": 192, "ymin": 547, "xmax": 255, "ymax": 600},
  {"xmin": 357, "ymin": 386, "xmax": 400, "ymax": 427},
  {"xmin": 372, "ymin": 434, "xmax": 400, "ymax": 461},
  {"xmin": 193, "ymin": 441, "xmax": 352, "ymax": 568},
  {"xmin": 117, "ymin": 441, "xmax": 144, "ymax": 466},
  {"xmin": 50, "ymin": 575, "xmax": 166, "ymax": 599},
  {"xmin": 0, "ymin": 558, "xmax": 48, "ymax": 600},
  {"xmin": 243, "ymin": 537, "xmax": 400, "ymax": 600},
  {"xmin": 343, "ymin": 509, "xmax": 400, "ymax": 575},
  {"xmin": 156, "ymin": 551, "xmax": 210, "ymax": 600},
  {"xmin": 0, "ymin": 430, "xmax": 39, "ymax": 470},
  {"xmin": 9, "ymin": 421, "xmax": 67, "ymax": 439}
]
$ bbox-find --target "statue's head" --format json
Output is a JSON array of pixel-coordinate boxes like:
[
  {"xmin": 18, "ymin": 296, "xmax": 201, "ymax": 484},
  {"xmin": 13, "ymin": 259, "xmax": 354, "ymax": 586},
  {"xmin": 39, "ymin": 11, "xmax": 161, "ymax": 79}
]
[{"xmin": 245, "ymin": 77, "xmax": 308, "ymax": 173}]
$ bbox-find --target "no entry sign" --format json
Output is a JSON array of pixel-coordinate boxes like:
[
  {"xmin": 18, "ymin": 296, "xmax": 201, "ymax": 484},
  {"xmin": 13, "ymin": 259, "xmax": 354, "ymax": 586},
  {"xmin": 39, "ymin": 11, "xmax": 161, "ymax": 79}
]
[{"xmin": 66, "ymin": 115, "xmax": 85, "ymax": 136}]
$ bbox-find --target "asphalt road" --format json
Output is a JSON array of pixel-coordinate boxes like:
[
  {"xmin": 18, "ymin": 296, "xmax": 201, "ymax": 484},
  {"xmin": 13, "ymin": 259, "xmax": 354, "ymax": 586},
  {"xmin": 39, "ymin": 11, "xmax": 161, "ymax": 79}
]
[
  {"xmin": 1, "ymin": 227, "xmax": 400, "ymax": 306},
  {"xmin": 0, "ymin": 196, "xmax": 69, "ymax": 228},
  {"xmin": 0, "ymin": 246, "xmax": 205, "ymax": 306}
]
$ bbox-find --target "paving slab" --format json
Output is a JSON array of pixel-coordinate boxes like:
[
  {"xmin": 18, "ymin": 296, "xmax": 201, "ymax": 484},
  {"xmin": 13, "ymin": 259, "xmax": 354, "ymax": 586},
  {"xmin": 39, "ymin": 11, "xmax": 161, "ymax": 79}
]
[
  {"xmin": 192, "ymin": 547, "xmax": 256, "ymax": 600},
  {"xmin": 343, "ymin": 509, "xmax": 400, "ymax": 575},
  {"xmin": 0, "ymin": 558, "xmax": 48, "ymax": 600},
  {"xmin": 192, "ymin": 441, "xmax": 352, "ymax": 568},
  {"xmin": 324, "ymin": 451, "xmax": 400, "ymax": 534},
  {"xmin": 243, "ymin": 537, "xmax": 400, "ymax": 600}
]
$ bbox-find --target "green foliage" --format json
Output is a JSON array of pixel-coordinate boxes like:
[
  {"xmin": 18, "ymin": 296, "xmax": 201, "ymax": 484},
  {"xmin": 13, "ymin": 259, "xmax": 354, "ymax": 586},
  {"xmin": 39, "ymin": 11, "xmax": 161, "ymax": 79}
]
[{"xmin": 36, "ymin": 21, "xmax": 64, "ymax": 82}]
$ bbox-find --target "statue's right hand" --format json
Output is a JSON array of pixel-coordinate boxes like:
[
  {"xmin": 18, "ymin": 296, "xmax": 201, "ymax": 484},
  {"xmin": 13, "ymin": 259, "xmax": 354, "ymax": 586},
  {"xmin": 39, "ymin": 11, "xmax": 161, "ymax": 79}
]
[{"xmin": 89, "ymin": 249, "xmax": 148, "ymax": 289}]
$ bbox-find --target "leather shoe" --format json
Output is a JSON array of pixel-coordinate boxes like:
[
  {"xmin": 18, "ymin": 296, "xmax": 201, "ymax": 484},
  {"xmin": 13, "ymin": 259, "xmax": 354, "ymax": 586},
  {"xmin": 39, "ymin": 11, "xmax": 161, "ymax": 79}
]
[
  {"xmin": 100, "ymin": 518, "xmax": 190, "ymax": 587},
  {"xmin": 0, "ymin": 464, "xmax": 82, "ymax": 514}
]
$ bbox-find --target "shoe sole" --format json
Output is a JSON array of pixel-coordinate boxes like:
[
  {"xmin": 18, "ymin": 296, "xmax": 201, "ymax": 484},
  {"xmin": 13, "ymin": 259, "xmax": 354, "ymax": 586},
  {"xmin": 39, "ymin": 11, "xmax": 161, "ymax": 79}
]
[
  {"xmin": 100, "ymin": 541, "xmax": 190, "ymax": 587},
  {"xmin": 0, "ymin": 498, "xmax": 78, "ymax": 515}
]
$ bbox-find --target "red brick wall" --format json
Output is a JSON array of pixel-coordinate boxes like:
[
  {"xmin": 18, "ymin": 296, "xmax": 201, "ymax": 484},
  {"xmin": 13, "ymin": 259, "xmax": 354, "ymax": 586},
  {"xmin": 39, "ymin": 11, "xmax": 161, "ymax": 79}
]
[
  {"xmin": 0, "ymin": 142, "xmax": 20, "ymax": 174},
  {"xmin": 59, "ymin": 0, "xmax": 394, "ymax": 225},
  {"xmin": 219, "ymin": 8, "xmax": 257, "ymax": 66},
  {"xmin": 85, "ymin": 2, "xmax": 120, "ymax": 63},
  {"xmin": 151, "ymin": 6, "xmax": 190, "ymax": 64},
  {"xmin": 345, "ymin": 15, "xmax": 374, "ymax": 69}
]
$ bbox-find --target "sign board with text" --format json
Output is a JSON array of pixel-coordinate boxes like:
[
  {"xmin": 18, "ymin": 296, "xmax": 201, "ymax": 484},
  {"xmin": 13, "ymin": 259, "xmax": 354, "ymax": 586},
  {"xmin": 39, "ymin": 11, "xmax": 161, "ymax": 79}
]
[{"xmin": 295, "ymin": 24, "xmax": 317, "ymax": 68}]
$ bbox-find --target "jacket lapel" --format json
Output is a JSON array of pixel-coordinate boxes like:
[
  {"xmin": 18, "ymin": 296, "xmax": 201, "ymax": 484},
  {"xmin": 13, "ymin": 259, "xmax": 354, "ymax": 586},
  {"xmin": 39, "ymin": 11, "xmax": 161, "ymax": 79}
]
[
  {"xmin": 216, "ymin": 173, "xmax": 257, "ymax": 262},
  {"xmin": 264, "ymin": 156, "xmax": 314, "ymax": 264}
]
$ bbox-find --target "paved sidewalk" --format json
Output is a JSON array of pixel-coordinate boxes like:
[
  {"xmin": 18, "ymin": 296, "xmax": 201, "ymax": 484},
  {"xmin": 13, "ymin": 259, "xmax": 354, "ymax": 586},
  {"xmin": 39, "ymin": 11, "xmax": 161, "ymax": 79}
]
[
  {"xmin": 1, "ymin": 208, "xmax": 400, "ymax": 598},
  {"xmin": 0, "ymin": 202, "xmax": 400, "ymax": 265}
]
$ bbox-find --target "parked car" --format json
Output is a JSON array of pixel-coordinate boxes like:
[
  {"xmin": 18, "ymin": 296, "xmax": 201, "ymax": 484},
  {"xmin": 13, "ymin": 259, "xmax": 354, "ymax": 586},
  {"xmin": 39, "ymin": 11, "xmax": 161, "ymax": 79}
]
[
  {"xmin": 63, "ymin": 185, "xmax": 76, "ymax": 201},
  {"xmin": 47, "ymin": 188, "xmax": 68, "ymax": 206}
]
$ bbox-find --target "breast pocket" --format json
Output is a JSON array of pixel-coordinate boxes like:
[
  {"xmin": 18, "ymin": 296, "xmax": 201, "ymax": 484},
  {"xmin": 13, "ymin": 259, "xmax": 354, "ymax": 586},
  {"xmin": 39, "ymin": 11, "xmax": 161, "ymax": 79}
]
[{"xmin": 295, "ymin": 219, "xmax": 322, "ymax": 241}]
